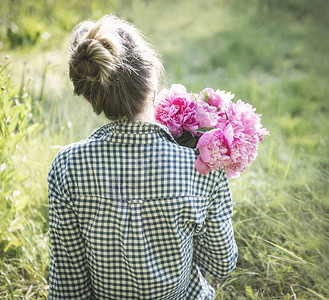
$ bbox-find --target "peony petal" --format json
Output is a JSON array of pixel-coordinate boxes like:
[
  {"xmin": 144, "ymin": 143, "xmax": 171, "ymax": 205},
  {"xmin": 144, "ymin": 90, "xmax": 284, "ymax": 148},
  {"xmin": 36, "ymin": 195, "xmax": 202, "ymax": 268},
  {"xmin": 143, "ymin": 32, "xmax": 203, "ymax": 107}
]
[
  {"xmin": 170, "ymin": 84, "xmax": 187, "ymax": 97},
  {"xmin": 226, "ymin": 169, "xmax": 240, "ymax": 179},
  {"xmin": 195, "ymin": 156, "xmax": 211, "ymax": 175},
  {"xmin": 196, "ymin": 131, "xmax": 212, "ymax": 148},
  {"xmin": 199, "ymin": 147, "xmax": 211, "ymax": 162},
  {"xmin": 224, "ymin": 123, "xmax": 234, "ymax": 146},
  {"xmin": 209, "ymin": 93, "xmax": 221, "ymax": 107}
]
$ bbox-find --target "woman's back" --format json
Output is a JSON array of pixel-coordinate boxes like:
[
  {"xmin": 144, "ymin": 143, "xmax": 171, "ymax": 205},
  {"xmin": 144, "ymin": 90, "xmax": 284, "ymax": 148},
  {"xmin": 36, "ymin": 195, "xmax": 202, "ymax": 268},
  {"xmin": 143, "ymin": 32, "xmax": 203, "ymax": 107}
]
[{"xmin": 48, "ymin": 120, "xmax": 237, "ymax": 299}]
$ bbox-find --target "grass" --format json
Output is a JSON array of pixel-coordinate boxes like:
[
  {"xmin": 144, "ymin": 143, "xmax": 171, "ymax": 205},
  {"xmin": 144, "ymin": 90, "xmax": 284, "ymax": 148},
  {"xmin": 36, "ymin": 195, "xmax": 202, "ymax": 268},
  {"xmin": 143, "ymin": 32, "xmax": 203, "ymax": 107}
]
[{"xmin": 1, "ymin": 0, "xmax": 329, "ymax": 298}]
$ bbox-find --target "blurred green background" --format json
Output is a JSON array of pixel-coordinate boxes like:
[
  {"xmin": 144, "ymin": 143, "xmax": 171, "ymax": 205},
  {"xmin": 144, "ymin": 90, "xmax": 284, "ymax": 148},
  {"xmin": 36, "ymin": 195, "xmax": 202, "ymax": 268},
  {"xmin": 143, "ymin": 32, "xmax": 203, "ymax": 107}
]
[{"xmin": 1, "ymin": 0, "xmax": 328, "ymax": 298}]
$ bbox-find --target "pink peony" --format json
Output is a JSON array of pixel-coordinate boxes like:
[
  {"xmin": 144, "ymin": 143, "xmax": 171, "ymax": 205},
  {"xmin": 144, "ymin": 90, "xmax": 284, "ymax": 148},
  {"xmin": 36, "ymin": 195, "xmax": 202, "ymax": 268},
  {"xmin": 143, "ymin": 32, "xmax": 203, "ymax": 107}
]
[
  {"xmin": 195, "ymin": 100, "xmax": 219, "ymax": 133},
  {"xmin": 198, "ymin": 88, "xmax": 235, "ymax": 131},
  {"xmin": 195, "ymin": 99, "xmax": 269, "ymax": 178},
  {"xmin": 154, "ymin": 84, "xmax": 200, "ymax": 137},
  {"xmin": 198, "ymin": 88, "xmax": 233, "ymax": 110},
  {"xmin": 195, "ymin": 124, "xmax": 236, "ymax": 177},
  {"xmin": 199, "ymin": 88, "xmax": 223, "ymax": 107},
  {"xmin": 224, "ymin": 99, "xmax": 269, "ymax": 143}
]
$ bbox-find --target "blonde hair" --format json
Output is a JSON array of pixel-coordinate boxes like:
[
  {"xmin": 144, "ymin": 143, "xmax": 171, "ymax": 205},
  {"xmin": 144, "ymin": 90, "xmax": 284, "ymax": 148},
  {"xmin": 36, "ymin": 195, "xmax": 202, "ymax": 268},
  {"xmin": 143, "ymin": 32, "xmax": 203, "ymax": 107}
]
[{"xmin": 69, "ymin": 15, "xmax": 163, "ymax": 121}]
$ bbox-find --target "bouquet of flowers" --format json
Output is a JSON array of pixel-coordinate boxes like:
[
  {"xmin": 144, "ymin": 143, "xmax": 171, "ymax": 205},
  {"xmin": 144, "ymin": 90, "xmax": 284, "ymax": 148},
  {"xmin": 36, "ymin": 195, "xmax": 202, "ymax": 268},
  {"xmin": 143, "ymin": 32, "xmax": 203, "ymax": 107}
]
[{"xmin": 154, "ymin": 84, "xmax": 269, "ymax": 179}]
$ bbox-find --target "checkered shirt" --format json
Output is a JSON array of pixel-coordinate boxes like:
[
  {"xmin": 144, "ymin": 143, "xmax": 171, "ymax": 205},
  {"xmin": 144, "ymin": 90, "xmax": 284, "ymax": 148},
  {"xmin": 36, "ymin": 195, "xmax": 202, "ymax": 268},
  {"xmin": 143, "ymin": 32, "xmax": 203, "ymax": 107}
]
[{"xmin": 48, "ymin": 119, "xmax": 238, "ymax": 299}]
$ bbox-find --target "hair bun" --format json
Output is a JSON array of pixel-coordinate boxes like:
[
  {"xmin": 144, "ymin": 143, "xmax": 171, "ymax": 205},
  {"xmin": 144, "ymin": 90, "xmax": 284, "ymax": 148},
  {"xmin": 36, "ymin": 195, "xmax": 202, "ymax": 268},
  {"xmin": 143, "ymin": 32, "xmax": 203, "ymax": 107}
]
[{"xmin": 70, "ymin": 38, "xmax": 118, "ymax": 85}]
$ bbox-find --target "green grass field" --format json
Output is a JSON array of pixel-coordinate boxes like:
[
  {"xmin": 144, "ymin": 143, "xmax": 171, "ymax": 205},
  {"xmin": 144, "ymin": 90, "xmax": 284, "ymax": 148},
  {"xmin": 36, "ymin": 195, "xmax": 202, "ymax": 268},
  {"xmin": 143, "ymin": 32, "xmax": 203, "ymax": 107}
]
[{"xmin": 1, "ymin": 0, "xmax": 328, "ymax": 298}]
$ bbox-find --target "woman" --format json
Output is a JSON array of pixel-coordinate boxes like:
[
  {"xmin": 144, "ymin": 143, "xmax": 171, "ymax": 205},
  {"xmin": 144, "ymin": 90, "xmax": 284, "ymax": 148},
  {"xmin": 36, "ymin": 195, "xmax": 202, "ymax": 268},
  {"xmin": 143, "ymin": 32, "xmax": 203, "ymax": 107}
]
[{"xmin": 48, "ymin": 14, "xmax": 238, "ymax": 299}]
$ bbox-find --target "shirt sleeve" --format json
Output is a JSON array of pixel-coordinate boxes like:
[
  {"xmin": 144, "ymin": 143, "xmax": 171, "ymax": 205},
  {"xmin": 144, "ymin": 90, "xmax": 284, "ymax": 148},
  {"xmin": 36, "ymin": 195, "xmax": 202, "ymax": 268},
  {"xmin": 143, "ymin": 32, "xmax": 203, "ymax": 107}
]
[
  {"xmin": 193, "ymin": 171, "xmax": 238, "ymax": 279},
  {"xmin": 48, "ymin": 165, "xmax": 91, "ymax": 299}
]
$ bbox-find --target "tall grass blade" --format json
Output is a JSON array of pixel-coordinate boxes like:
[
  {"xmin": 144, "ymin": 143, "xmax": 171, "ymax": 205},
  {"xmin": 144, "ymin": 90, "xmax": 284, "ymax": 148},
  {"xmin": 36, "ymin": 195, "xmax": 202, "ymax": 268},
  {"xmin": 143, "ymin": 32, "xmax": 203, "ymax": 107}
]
[{"xmin": 251, "ymin": 235, "xmax": 306, "ymax": 263}]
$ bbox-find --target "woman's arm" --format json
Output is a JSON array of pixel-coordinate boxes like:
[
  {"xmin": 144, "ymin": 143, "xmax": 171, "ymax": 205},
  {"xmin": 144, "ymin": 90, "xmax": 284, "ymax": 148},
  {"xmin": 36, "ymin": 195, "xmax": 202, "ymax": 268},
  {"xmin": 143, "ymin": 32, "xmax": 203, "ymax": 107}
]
[
  {"xmin": 193, "ymin": 172, "xmax": 238, "ymax": 279},
  {"xmin": 48, "ymin": 167, "xmax": 91, "ymax": 299}
]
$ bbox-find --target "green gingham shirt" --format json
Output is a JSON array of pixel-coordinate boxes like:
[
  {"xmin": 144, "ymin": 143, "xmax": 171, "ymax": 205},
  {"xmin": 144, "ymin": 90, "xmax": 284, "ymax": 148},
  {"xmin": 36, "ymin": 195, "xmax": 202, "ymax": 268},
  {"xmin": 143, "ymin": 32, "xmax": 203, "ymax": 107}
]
[{"xmin": 48, "ymin": 119, "xmax": 238, "ymax": 299}]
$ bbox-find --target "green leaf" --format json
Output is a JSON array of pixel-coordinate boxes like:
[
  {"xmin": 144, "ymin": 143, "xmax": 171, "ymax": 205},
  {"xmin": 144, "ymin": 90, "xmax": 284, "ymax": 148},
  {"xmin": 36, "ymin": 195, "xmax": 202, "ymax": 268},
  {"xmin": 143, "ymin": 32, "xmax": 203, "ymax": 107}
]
[
  {"xmin": 202, "ymin": 90, "xmax": 209, "ymax": 103},
  {"xmin": 174, "ymin": 130, "xmax": 199, "ymax": 149},
  {"xmin": 0, "ymin": 62, "xmax": 10, "ymax": 74},
  {"xmin": 27, "ymin": 123, "xmax": 41, "ymax": 136},
  {"xmin": 195, "ymin": 127, "xmax": 216, "ymax": 133},
  {"xmin": 191, "ymin": 93, "xmax": 198, "ymax": 103}
]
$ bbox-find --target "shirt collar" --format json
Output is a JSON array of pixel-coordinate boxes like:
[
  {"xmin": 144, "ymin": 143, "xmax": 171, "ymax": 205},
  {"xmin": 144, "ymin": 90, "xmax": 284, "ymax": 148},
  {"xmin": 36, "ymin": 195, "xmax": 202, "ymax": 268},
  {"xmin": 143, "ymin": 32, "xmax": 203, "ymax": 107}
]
[{"xmin": 88, "ymin": 119, "xmax": 177, "ymax": 144}]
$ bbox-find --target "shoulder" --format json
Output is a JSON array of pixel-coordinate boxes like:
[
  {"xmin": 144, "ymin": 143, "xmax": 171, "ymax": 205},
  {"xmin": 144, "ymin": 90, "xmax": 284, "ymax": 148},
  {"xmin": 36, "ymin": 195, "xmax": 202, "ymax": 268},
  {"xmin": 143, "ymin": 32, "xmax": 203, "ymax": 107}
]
[
  {"xmin": 159, "ymin": 139, "xmax": 227, "ymax": 197},
  {"xmin": 48, "ymin": 137, "xmax": 99, "ymax": 177}
]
